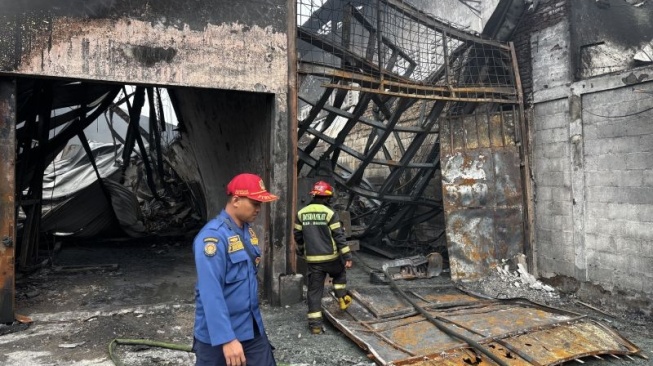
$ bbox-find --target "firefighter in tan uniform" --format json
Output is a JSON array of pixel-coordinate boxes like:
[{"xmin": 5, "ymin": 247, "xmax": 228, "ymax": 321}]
[{"xmin": 293, "ymin": 181, "xmax": 353, "ymax": 334}]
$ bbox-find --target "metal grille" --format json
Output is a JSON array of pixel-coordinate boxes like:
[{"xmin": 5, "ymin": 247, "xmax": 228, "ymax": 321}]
[
  {"xmin": 296, "ymin": 0, "xmax": 521, "ymax": 254},
  {"xmin": 297, "ymin": 0, "xmax": 517, "ymax": 102}
]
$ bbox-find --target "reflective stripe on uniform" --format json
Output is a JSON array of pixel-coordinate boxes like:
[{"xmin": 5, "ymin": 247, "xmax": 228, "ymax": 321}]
[
  {"xmin": 333, "ymin": 283, "xmax": 346, "ymax": 290},
  {"xmin": 307, "ymin": 311, "xmax": 322, "ymax": 319},
  {"xmin": 306, "ymin": 252, "xmax": 340, "ymax": 262},
  {"xmin": 297, "ymin": 204, "xmax": 334, "ymax": 220},
  {"xmin": 329, "ymin": 222, "xmax": 341, "ymax": 230},
  {"xmin": 294, "ymin": 223, "xmax": 302, "ymax": 230},
  {"xmin": 339, "ymin": 246, "xmax": 351, "ymax": 254}
]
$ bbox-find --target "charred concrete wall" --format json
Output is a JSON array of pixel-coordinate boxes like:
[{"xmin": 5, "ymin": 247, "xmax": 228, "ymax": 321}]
[
  {"xmin": 515, "ymin": 0, "xmax": 653, "ymax": 312},
  {"xmin": 0, "ymin": 1, "xmax": 288, "ymax": 92},
  {"xmin": 0, "ymin": 0, "xmax": 294, "ymax": 304},
  {"xmin": 170, "ymin": 88, "xmax": 273, "ymax": 218},
  {"xmin": 570, "ymin": 0, "xmax": 653, "ymax": 80}
]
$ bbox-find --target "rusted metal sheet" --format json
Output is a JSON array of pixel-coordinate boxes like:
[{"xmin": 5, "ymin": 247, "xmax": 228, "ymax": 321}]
[
  {"xmin": 440, "ymin": 111, "xmax": 525, "ymax": 281},
  {"xmin": 323, "ymin": 285, "xmax": 642, "ymax": 366},
  {"xmin": 323, "ymin": 84, "xmax": 518, "ymax": 104},
  {"xmin": 0, "ymin": 78, "xmax": 16, "ymax": 323}
]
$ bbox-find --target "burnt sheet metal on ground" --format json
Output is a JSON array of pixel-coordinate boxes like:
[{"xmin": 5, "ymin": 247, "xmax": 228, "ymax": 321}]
[{"xmin": 322, "ymin": 285, "xmax": 641, "ymax": 365}]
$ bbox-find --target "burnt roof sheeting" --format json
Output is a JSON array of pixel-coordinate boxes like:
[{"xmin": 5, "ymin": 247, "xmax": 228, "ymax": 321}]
[
  {"xmin": 42, "ymin": 142, "xmax": 123, "ymax": 200},
  {"xmin": 322, "ymin": 286, "xmax": 642, "ymax": 365},
  {"xmin": 41, "ymin": 177, "xmax": 146, "ymax": 238}
]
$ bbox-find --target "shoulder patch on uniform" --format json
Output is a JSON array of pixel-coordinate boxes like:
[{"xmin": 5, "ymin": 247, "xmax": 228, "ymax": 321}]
[
  {"xmin": 228, "ymin": 235, "xmax": 239, "ymax": 243},
  {"xmin": 203, "ymin": 237, "xmax": 219, "ymax": 243},
  {"xmin": 204, "ymin": 242, "xmax": 217, "ymax": 257}
]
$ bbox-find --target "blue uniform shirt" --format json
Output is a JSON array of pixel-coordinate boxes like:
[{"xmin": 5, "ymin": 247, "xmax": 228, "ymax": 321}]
[{"xmin": 193, "ymin": 210, "xmax": 265, "ymax": 346}]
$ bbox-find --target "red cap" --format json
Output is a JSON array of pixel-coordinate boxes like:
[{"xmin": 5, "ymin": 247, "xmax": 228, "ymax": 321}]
[{"xmin": 226, "ymin": 173, "xmax": 279, "ymax": 202}]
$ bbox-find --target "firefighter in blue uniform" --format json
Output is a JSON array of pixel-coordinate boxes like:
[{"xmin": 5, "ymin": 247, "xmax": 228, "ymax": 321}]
[
  {"xmin": 294, "ymin": 180, "xmax": 353, "ymax": 334},
  {"xmin": 192, "ymin": 173, "xmax": 278, "ymax": 366}
]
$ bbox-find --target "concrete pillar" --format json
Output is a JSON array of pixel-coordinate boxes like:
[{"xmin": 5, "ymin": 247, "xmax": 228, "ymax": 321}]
[
  {"xmin": 0, "ymin": 77, "xmax": 16, "ymax": 323},
  {"xmin": 569, "ymin": 92, "xmax": 587, "ymax": 281}
]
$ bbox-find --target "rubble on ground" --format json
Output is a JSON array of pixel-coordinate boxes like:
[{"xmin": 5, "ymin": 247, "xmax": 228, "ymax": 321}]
[{"xmin": 460, "ymin": 260, "xmax": 561, "ymax": 305}]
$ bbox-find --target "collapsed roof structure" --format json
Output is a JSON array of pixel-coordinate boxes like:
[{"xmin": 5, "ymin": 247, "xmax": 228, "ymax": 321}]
[
  {"xmin": 11, "ymin": 82, "xmax": 198, "ymax": 268},
  {"xmin": 296, "ymin": 0, "xmax": 531, "ymax": 279},
  {"xmin": 0, "ymin": 0, "xmax": 651, "ymax": 364}
]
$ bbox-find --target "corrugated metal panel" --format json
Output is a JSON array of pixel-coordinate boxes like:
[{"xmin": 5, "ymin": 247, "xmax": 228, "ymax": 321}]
[{"xmin": 323, "ymin": 285, "xmax": 642, "ymax": 366}]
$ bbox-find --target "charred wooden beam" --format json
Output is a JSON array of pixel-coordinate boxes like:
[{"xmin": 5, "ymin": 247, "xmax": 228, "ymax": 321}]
[{"xmin": 299, "ymin": 87, "xmax": 349, "ymax": 171}]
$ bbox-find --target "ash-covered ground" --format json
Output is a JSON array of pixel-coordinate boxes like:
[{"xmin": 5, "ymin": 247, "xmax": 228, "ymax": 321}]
[{"xmin": 1, "ymin": 241, "xmax": 650, "ymax": 366}]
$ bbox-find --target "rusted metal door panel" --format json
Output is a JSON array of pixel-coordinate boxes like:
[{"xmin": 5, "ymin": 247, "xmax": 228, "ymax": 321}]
[
  {"xmin": 440, "ymin": 111, "xmax": 524, "ymax": 281},
  {"xmin": 0, "ymin": 78, "xmax": 16, "ymax": 323},
  {"xmin": 323, "ymin": 285, "xmax": 642, "ymax": 366},
  {"xmin": 445, "ymin": 210, "xmax": 497, "ymax": 280}
]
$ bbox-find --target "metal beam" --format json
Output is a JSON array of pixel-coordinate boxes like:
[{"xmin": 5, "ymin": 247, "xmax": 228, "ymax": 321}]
[
  {"xmin": 297, "ymin": 27, "xmax": 412, "ymax": 84},
  {"xmin": 323, "ymin": 83, "xmax": 517, "ymax": 103},
  {"xmin": 381, "ymin": 0, "xmax": 510, "ymax": 50},
  {"xmin": 299, "ymin": 94, "xmax": 434, "ymax": 133},
  {"xmin": 298, "ymin": 63, "xmax": 517, "ymax": 97}
]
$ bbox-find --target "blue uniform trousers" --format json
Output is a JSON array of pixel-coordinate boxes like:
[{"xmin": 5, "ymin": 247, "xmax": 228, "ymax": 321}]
[{"xmin": 193, "ymin": 332, "xmax": 276, "ymax": 366}]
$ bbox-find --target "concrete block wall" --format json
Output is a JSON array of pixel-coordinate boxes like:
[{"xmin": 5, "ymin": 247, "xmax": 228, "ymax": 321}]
[
  {"xmin": 582, "ymin": 81, "xmax": 653, "ymax": 294},
  {"xmin": 525, "ymin": 3, "xmax": 576, "ymax": 279},
  {"xmin": 514, "ymin": 0, "xmax": 653, "ymax": 310},
  {"xmin": 532, "ymin": 97, "xmax": 575, "ymax": 277}
]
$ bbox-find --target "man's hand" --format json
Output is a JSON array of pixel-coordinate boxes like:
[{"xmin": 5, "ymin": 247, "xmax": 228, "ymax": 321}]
[
  {"xmin": 223, "ymin": 339, "xmax": 246, "ymax": 366},
  {"xmin": 344, "ymin": 260, "xmax": 353, "ymax": 269}
]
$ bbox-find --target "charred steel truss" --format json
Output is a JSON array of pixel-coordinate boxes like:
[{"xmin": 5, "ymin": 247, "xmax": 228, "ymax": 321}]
[
  {"xmin": 13, "ymin": 81, "xmax": 173, "ymax": 267},
  {"xmin": 297, "ymin": 0, "xmax": 521, "ymax": 249}
]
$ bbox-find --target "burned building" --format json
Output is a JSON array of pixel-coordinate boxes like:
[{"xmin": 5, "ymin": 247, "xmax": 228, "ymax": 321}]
[
  {"xmin": 0, "ymin": 0, "xmax": 295, "ymax": 320},
  {"xmin": 0, "ymin": 0, "xmax": 652, "ymax": 364},
  {"xmin": 296, "ymin": 0, "xmax": 653, "ymax": 312}
]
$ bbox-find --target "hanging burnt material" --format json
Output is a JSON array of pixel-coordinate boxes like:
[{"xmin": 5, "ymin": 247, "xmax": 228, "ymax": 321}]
[
  {"xmin": 11, "ymin": 80, "xmax": 192, "ymax": 267},
  {"xmin": 296, "ymin": 0, "xmax": 523, "ymax": 262},
  {"xmin": 14, "ymin": 80, "xmax": 121, "ymax": 266}
]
